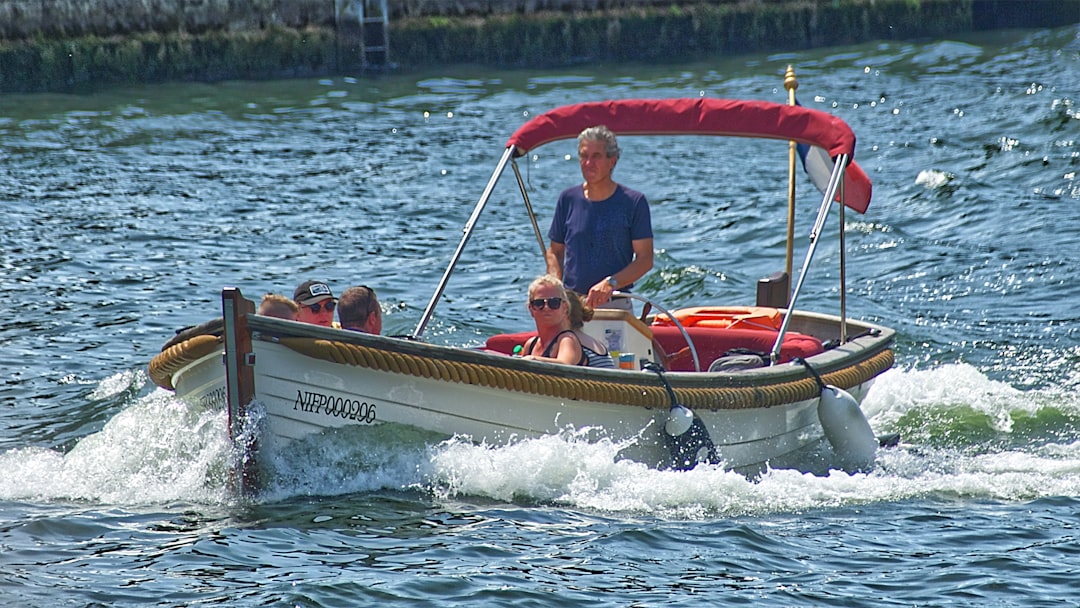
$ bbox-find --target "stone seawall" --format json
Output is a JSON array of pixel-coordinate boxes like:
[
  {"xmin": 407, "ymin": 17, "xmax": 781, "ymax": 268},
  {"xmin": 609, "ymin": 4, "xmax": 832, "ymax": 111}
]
[
  {"xmin": 0, "ymin": 0, "xmax": 1076, "ymax": 92},
  {"xmin": 0, "ymin": 0, "xmax": 334, "ymax": 40}
]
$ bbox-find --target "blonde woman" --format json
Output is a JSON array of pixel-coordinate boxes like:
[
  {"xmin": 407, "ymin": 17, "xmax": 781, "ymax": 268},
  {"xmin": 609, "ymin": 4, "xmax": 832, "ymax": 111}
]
[{"xmin": 520, "ymin": 275, "xmax": 586, "ymax": 366}]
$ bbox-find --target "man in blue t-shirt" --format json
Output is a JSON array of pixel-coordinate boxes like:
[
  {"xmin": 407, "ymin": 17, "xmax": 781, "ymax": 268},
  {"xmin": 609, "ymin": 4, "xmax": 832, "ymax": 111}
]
[{"xmin": 546, "ymin": 125, "xmax": 654, "ymax": 310}]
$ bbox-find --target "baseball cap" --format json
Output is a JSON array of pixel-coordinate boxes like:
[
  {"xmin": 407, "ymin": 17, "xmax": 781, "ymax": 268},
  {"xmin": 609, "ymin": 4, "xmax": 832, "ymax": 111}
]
[{"xmin": 293, "ymin": 280, "xmax": 335, "ymax": 305}]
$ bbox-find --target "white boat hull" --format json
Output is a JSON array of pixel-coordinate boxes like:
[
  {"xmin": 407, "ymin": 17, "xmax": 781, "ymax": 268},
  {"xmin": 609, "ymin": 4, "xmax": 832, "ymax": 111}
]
[
  {"xmin": 150, "ymin": 300, "xmax": 890, "ymax": 477},
  {"xmin": 184, "ymin": 296, "xmax": 891, "ymax": 478},
  {"xmin": 171, "ymin": 350, "xmax": 227, "ymax": 411},
  {"xmin": 250, "ymin": 341, "xmax": 825, "ymax": 473},
  {"xmin": 251, "ymin": 339, "xmax": 841, "ymax": 472}
]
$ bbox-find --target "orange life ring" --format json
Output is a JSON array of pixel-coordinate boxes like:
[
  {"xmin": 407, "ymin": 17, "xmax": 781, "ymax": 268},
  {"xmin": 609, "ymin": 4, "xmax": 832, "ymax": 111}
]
[{"xmin": 651, "ymin": 306, "xmax": 783, "ymax": 331}]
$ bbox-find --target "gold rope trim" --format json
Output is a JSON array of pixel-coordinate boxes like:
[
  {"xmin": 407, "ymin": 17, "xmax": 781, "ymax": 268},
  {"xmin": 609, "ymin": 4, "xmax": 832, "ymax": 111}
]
[
  {"xmin": 277, "ymin": 337, "xmax": 894, "ymax": 411},
  {"xmin": 148, "ymin": 335, "xmax": 222, "ymax": 390},
  {"xmin": 680, "ymin": 349, "xmax": 895, "ymax": 410}
]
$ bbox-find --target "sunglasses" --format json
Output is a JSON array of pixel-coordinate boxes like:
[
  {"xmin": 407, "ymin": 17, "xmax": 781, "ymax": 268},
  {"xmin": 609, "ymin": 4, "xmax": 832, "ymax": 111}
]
[
  {"xmin": 307, "ymin": 300, "xmax": 336, "ymax": 313},
  {"xmin": 529, "ymin": 297, "xmax": 564, "ymax": 311}
]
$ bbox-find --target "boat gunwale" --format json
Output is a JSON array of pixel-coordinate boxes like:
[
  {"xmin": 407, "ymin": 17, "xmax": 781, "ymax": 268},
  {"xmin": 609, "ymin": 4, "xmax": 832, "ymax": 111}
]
[{"xmin": 239, "ymin": 312, "xmax": 893, "ymax": 410}]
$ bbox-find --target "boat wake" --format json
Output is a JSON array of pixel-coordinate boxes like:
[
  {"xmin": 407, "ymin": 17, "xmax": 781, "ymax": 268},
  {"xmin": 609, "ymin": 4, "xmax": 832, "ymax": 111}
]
[
  {"xmin": 0, "ymin": 383, "xmax": 235, "ymax": 505},
  {"xmin": 2, "ymin": 364, "xmax": 1079, "ymax": 517}
]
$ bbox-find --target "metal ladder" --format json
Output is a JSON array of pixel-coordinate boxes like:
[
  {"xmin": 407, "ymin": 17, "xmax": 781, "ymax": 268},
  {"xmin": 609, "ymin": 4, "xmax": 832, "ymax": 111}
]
[{"xmin": 359, "ymin": 0, "xmax": 389, "ymax": 69}]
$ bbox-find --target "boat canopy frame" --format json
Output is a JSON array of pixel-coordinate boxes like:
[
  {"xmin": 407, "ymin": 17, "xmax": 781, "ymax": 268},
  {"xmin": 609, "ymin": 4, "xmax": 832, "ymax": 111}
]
[{"xmin": 411, "ymin": 98, "xmax": 870, "ymax": 360}]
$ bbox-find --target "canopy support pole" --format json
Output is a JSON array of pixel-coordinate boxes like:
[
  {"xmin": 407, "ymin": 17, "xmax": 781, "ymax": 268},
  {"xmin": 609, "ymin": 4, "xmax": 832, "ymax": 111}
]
[
  {"xmin": 770, "ymin": 153, "xmax": 848, "ymax": 364},
  {"xmin": 511, "ymin": 158, "xmax": 547, "ymax": 258},
  {"xmin": 412, "ymin": 146, "xmax": 515, "ymax": 339},
  {"xmin": 838, "ymin": 180, "xmax": 848, "ymax": 344},
  {"xmin": 784, "ymin": 65, "xmax": 798, "ymax": 284}
]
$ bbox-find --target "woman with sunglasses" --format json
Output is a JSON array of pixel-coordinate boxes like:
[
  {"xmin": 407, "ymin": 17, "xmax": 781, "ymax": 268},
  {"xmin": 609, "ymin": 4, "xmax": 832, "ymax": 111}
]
[{"xmin": 520, "ymin": 275, "xmax": 587, "ymax": 367}]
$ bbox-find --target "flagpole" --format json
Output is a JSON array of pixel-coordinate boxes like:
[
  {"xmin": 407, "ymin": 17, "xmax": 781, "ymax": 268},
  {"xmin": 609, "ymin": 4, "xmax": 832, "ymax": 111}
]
[{"xmin": 784, "ymin": 65, "xmax": 798, "ymax": 296}]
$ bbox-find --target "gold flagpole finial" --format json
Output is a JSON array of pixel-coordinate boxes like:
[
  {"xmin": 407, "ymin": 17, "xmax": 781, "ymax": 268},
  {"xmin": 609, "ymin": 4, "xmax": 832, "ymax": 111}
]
[{"xmin": 783, "ymin": 65, "xmax": 798, "ymax": 288}]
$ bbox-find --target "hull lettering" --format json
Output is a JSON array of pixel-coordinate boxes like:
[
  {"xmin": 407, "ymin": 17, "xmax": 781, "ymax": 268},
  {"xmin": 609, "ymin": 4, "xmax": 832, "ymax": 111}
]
[
  {"xmin": 293, "ymin": 390, "xmax": 377, "ymax": 423},
  {"xmin": 198, "ymin": 386, "xmax": 227, "ymax": 410}
]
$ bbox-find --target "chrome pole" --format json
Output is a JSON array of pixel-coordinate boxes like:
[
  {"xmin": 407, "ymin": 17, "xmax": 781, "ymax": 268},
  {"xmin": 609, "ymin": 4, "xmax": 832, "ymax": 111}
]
[
  {"xmin": 770, "ymin": 154, "xmax": 848, "ymax": 364},
  {"xmin": 511, "ymin": 157, "xmax": 547, "ymax": 257},
  {"xmin": 412, "ymin": 146, "xmax": 515, "ymax": 339},
  {"xmin": 838, "ymin": 179, "xmax": 847, "ymax": 344}
]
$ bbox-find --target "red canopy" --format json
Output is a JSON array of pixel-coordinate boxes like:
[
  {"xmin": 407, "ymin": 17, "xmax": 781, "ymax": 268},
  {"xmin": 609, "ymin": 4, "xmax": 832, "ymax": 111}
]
[{"xmin": 506, "ymin": 98, "xmax": 871, "ymax": 212}]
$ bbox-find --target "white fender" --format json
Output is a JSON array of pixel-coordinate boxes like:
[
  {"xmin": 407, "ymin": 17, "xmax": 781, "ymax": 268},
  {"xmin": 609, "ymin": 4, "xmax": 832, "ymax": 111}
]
[
  {"xmin": 665, "ymin": 404, "xmax": 695, "ymax": 436},
  {"xmin": 817, "ymin": 385, "xmax": 878, "ymax": 473}
]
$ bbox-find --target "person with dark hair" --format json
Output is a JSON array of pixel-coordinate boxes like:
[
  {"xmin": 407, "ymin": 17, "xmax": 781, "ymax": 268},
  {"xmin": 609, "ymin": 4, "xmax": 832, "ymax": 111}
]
[
  {"xmin": 293, "ymin": 280, "xmax": 337, "ymax": 326},
  {"xmin": 545, "ymin": 125, "xmax": 654, "ymax": 311},
  {"xmin": 338, "ymin": 285, "xmax": 382, "ymax": 334},
  {"xmin": 565, "ymin": 291, "xmax": 616, "ymax": 368}
]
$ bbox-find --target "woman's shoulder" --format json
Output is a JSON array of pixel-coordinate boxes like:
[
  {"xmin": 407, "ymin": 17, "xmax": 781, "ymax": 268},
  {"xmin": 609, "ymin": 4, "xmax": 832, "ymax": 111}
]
[{"xmin": 555, "ymin": 329, "xmax": 582, "ymax": 345}]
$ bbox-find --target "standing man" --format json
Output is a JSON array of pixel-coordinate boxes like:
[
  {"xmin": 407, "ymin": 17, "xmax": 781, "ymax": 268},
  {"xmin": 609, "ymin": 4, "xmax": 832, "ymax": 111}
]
[{"xmin": 546, "ymin": 125, "xmax": 653, "ymax": 310}]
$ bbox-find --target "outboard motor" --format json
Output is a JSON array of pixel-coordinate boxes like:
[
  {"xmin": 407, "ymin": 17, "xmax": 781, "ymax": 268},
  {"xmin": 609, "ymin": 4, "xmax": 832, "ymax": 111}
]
[{"xmin": 645, "ymin": 362, "xmax": 719, "ymax": 471}]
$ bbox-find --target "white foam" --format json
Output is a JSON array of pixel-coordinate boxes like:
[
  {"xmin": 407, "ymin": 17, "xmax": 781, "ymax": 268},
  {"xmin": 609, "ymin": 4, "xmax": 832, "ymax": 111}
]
[
  {"xmin": 87, "ymin": 369, "xmax": 145, "ymax": 401},
  {"xmin": 4, "ymin": 364, "xmax": 1079, "ymax": 515},
  {"xmin": 861, "ymin": 363, "xmax": 1027, "ymax": 428},
  {"xmin": 0, "ymin": 388, "xmax": 233, "ymax": 505},
  {"xmin": 915, "ymin": 168, "xmax": 953, "ymax": 189}
]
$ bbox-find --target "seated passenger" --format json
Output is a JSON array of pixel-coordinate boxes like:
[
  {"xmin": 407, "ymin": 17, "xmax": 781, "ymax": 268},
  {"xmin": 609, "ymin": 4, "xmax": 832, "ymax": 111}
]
[
  {"xmin": 566, "ymin": 291, "xmax": 616, "ymax": 368},
  {"xmin": 293, "ymin": 280, "xmax": 336, "ymax": 327},
  {"xmin": 257, "ymin": 293, "xmax": 299, "ymax": 320},
  {"xmin": 520, "ymin": 275, "xmax": 586, "ymax": 367},
  {"xmin": 338, "ymin": 285, "xmax": 382, "ymax": 334}
]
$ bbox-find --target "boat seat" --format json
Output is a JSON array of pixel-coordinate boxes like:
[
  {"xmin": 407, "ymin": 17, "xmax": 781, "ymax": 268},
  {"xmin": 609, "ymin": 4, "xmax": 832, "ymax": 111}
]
[
  {"xmin": 485, "ymin": 327, "xmax": 822, "ymax": 371},
  {"xmin": 650, "ymin": 325, "xmax": 823, "ymax": 371},
  {"xmin": 485, "ymin": 331, "xmax": 537, "ymax": 356}
]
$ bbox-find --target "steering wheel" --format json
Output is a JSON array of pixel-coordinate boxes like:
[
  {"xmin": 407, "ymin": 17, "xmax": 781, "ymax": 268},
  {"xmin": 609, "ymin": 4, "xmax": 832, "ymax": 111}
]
[{"xmin": 612, "ymin": 291, "xmax": 701, "ymax": 372}]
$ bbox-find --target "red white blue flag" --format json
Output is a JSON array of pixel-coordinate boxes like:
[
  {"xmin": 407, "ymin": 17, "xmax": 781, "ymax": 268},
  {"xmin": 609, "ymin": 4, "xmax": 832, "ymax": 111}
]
[{"xmin": 796, "ymin": 142, "xmax": 872, "ymax": 213}]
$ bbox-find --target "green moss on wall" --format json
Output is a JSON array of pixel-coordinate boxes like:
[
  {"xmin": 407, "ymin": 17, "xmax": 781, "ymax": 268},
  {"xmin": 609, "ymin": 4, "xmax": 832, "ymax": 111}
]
[
  {"xmin": 0, "ymin": 0, "xmax": 1043, "ymax": 93},
  {"xmin": 387, "ymin": 1, "xmax": 974, "ymax": 69},
  {"xmin": 0, "ymin": 26, "xmax": 337, "ymax": 92}
]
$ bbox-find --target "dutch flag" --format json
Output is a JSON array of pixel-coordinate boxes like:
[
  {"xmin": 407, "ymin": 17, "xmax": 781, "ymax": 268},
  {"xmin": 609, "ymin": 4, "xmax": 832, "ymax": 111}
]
[{"xmin": 796, "ymin": 99, "xmax": 873, "ymax": 214}]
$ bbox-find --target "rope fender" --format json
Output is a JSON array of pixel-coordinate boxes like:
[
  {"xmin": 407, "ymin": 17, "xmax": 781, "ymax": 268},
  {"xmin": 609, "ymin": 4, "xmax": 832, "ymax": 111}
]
[
  {"xmin": 147, "ymin": 334, "xmax": 223, "ymax": 390},
  {"xmin": 277, "ymin": 337, "xmax": 894, "ymax": 411}
]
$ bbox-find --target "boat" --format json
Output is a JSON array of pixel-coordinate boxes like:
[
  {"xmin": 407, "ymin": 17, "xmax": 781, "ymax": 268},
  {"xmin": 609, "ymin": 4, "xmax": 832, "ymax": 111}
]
[{"xmin": 149, "ymin": 81, "xmax": 895, "ymax": 486}]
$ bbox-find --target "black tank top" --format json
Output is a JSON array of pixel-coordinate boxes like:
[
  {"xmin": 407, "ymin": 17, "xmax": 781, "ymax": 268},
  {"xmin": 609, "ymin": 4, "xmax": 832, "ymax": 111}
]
[{"xmin": 525, "ymin": 330, "xmax": 587, "ymax": 366}]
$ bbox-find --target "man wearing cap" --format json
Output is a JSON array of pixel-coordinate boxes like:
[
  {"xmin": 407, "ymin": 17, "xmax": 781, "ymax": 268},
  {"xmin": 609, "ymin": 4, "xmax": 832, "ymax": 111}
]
[{"xmin": 293, "ymin": 280, "xmax": 336, "ymax": 327}]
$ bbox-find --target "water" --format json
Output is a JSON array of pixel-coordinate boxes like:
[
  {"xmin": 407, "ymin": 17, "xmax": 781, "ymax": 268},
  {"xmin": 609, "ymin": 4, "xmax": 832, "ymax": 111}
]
[{"xmin": 2, "ymin": 25, "xmax": 1080, "ymax": 606}]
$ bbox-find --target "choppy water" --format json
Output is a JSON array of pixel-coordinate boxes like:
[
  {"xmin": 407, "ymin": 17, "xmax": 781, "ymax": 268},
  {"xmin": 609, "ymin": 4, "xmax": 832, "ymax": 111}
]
[{"xmin": 2, "ymin": 25, "xmax": 1080, "ymax": 607}]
